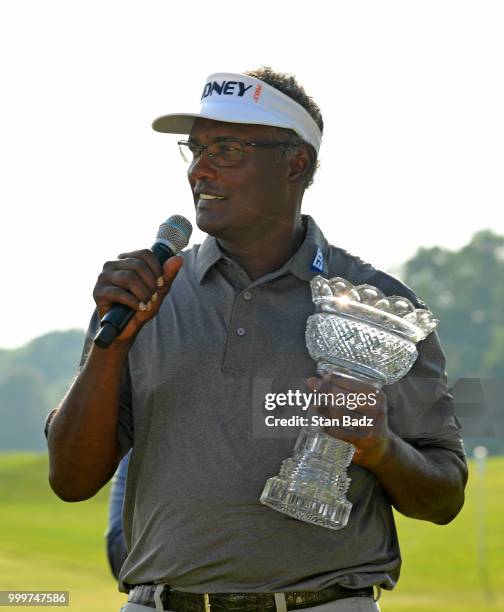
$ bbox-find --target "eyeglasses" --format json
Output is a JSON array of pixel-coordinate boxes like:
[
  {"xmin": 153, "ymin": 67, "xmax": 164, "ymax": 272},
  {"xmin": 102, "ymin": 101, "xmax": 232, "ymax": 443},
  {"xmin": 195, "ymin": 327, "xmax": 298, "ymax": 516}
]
[{"xmin": 177, "ymin": 139, "xmax": 297, "ymax": 168}]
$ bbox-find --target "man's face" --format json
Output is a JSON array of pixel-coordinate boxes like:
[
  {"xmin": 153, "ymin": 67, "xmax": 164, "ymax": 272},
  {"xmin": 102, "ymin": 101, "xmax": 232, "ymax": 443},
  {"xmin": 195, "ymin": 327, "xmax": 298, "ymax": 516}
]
[{"xmin": 187, "ymin": 118, "xmax": 294, "ymax": 241}]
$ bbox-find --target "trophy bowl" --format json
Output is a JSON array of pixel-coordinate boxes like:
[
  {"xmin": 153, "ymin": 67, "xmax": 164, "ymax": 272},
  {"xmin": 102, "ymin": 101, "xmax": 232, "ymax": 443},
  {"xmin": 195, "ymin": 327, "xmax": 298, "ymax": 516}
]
[{"xmin": 305, "ymin": 312, "xmax": 420, "ymax": 386}]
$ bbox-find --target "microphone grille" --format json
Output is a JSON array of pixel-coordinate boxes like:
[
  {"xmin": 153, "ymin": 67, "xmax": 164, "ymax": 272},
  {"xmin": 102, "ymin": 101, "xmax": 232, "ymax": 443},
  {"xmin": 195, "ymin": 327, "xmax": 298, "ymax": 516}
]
[{"xmin": 156, "ymin": 215, "xmax": 193, "ymax": 252}]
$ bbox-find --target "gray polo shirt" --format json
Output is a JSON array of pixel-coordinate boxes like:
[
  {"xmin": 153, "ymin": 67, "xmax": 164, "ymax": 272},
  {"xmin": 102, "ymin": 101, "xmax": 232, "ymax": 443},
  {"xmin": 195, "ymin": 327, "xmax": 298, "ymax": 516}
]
[{"xmin": 81, "ymin": 215, "xmax": 464, "ymax": 594}]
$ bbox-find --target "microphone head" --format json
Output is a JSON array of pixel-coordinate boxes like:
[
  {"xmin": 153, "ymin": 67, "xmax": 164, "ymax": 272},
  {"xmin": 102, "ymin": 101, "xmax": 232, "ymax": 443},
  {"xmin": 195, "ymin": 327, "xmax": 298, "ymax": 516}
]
[{"xmin": 156, "ymin": 215, "xmax": 193, "ymax": 253}]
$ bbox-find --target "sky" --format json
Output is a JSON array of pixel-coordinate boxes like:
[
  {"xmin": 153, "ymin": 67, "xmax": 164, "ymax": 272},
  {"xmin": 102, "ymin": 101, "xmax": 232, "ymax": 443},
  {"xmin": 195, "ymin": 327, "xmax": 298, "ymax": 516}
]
[{"xmin": 1, "ymin": 0, "xmax": 503, "ymax": 349}]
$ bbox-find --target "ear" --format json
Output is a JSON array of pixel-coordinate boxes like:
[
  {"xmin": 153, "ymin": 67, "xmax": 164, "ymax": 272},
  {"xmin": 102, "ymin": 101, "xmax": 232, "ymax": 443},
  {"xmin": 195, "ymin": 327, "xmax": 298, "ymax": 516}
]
[{"xmin": 286, "ymin": 144, "xmax": 316, "ymax": 185}]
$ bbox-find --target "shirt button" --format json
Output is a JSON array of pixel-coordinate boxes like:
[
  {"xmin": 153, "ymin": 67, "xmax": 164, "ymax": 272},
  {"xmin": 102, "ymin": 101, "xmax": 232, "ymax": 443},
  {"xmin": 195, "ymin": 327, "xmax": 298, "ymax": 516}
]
[
  {"xmin": 243, "ymin": 291, "xmax": 252, "ymax": 301},
  {"xmin": 236, "ymin": 327, "xmax": 246, "ymax": 336}
]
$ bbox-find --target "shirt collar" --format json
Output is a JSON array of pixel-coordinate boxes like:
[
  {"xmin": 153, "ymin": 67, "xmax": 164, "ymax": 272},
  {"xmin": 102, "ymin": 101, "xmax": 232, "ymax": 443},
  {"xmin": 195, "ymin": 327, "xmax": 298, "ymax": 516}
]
[
  {"xmin": 195, "ymin": 232, "xmax": 223, "ymax": 283},
  {"xmin": 195, "ymin": 215, "xmax": 329, "ymax": 284},
  {"xmin": 287, "ymin": 215, "xmax": 329, "ymax": 281}
]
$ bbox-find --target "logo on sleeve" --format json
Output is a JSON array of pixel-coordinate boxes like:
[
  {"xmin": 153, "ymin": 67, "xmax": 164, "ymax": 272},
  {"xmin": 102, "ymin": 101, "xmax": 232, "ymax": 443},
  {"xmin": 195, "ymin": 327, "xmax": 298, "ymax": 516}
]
[
  {"xmin": 201, "ymin": 80, "xmax": 253, "ymax": 100},
  {"xmin": 311, "ymin": 247, "xmax": 325, "ymax": 273}
]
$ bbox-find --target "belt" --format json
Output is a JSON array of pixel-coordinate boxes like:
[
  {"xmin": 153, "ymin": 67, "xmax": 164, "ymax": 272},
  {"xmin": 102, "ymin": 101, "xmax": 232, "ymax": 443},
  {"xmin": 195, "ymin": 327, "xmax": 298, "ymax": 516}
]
[{"xmin": 128, "ymin": 584, "xmax": 375, "ymax": 611}]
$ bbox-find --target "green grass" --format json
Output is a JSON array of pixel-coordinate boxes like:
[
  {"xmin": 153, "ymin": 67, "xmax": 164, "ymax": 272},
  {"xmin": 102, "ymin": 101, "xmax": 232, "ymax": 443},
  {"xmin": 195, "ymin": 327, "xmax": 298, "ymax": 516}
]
[
  {"xmin": 0, "ymin": 454, "xmax": 126, "ymax": 611},
  {"xmin": 382, "ymin": 455, "xmax": 504, "ymax": 611},
  {"xmin": 0, "ymin": 453, "xmax": 503, "ymax": 611}
]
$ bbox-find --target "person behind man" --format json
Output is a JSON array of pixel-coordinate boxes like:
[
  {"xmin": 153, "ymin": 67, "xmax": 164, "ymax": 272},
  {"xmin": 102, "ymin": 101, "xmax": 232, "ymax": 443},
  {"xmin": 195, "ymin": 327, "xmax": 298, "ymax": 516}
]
[
  {"xmin": 46, "ymin": 67, "xmax": 467, "ymax": 612},
  {"xmin": 106, "ymin": 450, "xmax": 131, "ymax": 580}
]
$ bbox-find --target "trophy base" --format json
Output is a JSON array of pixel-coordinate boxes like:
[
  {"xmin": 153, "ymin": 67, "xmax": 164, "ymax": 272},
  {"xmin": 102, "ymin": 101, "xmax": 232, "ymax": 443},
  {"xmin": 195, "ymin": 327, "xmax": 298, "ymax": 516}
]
[{"xmin": 260, "ymin": 476, "xmax": 352, "ymax": 530}]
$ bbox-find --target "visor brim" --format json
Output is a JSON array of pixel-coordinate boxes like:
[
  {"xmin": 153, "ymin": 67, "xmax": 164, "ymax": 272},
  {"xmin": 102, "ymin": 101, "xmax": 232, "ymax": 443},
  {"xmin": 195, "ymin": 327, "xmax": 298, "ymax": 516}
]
[{"xmin": 152, "ymin": 104, "xmax": 296, "ymax": 136}]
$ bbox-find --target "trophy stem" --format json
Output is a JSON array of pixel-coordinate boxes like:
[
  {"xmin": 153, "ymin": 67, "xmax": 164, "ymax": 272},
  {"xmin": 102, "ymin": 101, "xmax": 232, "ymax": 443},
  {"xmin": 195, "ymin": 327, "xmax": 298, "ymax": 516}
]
[{"xmin": 260, "ymin": 366, "xmax": 382, "ymax": 530}]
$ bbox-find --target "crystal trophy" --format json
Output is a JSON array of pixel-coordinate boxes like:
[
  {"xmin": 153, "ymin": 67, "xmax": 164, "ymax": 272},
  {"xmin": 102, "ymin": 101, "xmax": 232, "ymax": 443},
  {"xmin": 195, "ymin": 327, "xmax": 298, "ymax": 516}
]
[{"xmin": 260, "ymin": 275, "xmax": 438, "ymax": 530}]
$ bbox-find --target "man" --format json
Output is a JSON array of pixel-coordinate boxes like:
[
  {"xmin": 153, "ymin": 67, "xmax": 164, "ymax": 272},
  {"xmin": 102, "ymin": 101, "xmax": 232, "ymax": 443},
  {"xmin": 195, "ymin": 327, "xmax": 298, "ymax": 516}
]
[{"xmin": 46, "ymin": 67, "xmax": 467, "ymax": 612}]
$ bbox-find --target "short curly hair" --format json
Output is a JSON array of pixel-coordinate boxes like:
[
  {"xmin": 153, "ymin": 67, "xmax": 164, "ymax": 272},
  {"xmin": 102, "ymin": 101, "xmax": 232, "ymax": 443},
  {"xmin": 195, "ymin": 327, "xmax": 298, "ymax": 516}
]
[{"xmin": 244, "ymin": 66, "xmax": 323, "ymax": 188}]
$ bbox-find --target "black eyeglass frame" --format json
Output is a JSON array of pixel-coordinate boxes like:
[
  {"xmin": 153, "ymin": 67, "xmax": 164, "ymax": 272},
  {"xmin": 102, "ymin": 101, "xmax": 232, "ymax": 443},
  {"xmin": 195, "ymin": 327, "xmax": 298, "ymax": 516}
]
[{"xmin": 177, "ymin": 138, "xmax": 301, "ymax": 167}]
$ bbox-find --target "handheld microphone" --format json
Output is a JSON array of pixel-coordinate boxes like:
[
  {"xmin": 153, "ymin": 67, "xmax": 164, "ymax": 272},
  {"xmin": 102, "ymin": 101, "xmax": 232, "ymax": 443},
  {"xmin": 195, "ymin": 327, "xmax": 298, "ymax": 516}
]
[{"xmin": 93, "ymin": 215, "xmax": 193, "ymax": 349}]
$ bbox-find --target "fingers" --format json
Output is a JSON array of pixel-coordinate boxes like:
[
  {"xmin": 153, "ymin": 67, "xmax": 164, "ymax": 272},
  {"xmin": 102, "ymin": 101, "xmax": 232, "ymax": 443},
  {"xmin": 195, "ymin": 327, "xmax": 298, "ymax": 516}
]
[
  {"xmin": 308, "ymin": 374, "xmax": 386, "ymax": 407},
  {"xmin": 93, "ymin": 250, "xmax": 184, "ymax": 321},
  {"xmin": 306, "ymin": 373, "xmax": 389, "ymax": 451},
  {"xmin": 310, "ymin": 372, "xmax": 379, "ymax": 393},
  {"xmin": 95, "ymin": 272, "xmax": 153, "ymax": 314},
  {"xmin": 94, "ymin": 283, "xmax": 150, "ymax": 314},
  {"xmin": 117, "ymin": 249, "xmax": 161, "ymax": 288},
  {"xmin": 91, "ymin": 247, "xmax": 185, "ymax": 346}
]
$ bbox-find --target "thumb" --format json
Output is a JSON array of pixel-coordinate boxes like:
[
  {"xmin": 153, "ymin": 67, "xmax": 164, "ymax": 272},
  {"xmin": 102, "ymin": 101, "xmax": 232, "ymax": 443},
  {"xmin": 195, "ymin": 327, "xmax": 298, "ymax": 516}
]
[
  {"xmin": 132, "ymin": 255, "xmax": 183, "ymax": 322},
  {"xmin": 158, "ymin": 255, "xmax": 184, "ymax": 294}
]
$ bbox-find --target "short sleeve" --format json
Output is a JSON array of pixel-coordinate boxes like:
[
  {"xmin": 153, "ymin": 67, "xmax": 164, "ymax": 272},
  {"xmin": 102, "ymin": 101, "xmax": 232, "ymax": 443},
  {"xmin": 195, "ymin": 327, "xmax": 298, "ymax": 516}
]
[
  {"xmin": 385, "ymin": 331, "xmax": 466, "ymax": 459},
  {"xmin": 80, "ymin": 311, "xmax": 134, "ymax": 457}
]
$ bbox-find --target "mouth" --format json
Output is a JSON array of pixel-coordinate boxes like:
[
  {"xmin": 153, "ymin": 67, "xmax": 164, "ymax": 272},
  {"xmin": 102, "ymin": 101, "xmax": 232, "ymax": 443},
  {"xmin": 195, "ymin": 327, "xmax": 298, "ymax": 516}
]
[
  {"xmin": 195, "ymin": 193, "xmax": 227, "ymax": 210},
  {"xmin": 197, "ymin": 193, "xmax": 226, "ymax": 201}
]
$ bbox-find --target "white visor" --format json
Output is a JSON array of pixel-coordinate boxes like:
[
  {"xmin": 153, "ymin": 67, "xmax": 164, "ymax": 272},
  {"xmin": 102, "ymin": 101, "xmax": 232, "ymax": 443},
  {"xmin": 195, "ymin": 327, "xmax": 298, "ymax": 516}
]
[{"xmin": 152, "ymin": 72, "xmax": 322, "ymax": 154}]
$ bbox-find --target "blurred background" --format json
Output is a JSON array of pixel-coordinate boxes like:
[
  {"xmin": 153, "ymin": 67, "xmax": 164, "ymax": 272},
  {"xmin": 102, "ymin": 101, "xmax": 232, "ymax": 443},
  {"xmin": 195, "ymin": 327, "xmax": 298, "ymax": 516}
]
[{"xmin": 0, "ymin": 1, "xmax": 503, "ymax": 610}]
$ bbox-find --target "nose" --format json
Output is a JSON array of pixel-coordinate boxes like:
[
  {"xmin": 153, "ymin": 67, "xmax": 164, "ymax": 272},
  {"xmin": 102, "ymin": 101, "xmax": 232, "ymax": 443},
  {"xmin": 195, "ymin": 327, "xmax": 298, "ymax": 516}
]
[{"xmin": 188, "ymin": 149, "xmax": 218, "ymax": 182}]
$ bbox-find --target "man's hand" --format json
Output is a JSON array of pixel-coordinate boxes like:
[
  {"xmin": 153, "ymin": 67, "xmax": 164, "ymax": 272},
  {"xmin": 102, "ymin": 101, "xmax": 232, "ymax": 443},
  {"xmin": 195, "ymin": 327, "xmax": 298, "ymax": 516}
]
[
  {"xmin": 48, "ymin": 250, "xmax": 183, "ymax": 501},
  {"xmin": 307, "ymin": 374, "xmax": 395, "ymax": 470},
  {"xmin": 307, "ymin": 373, "xmax": 468, "ymax": 524},
  {"xmin": 93, "ymin": 250, "xmax": 183, "ymax": 345}
]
